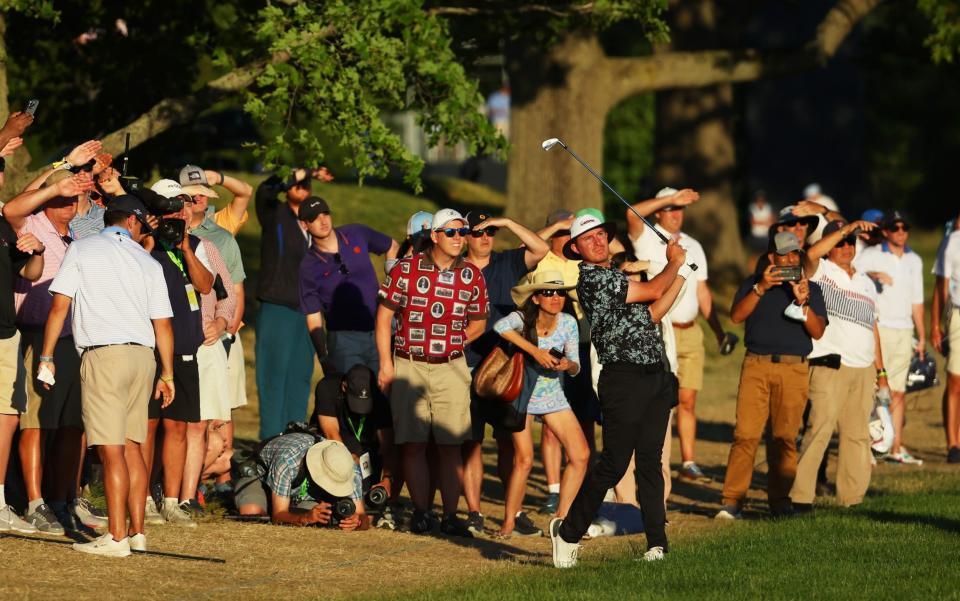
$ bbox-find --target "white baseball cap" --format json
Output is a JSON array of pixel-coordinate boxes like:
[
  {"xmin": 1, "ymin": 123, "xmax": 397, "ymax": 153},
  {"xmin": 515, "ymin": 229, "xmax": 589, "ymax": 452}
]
[
  {"xmin": 151, "ymin": 179, "xmax": 183, "ymax": 199},
  {"xmin": 562, "ymin": 213, "xmax": 617, "ymax": 260},
  {"xmin": 431, "ymin": 208, "xmax": 465, "ymax": 230}
]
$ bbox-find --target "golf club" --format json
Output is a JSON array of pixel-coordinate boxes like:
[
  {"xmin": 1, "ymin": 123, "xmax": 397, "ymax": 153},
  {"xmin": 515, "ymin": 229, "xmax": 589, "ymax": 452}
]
[{"xmin": 541, "ymin": 137, "xmax": 698, "ymax": 271}]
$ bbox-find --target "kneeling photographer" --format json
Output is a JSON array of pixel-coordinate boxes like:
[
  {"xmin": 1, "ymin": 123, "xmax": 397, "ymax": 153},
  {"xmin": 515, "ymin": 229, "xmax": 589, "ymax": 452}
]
[
  {"xmin": 235, "ymin": 431, "xmax": 367, "ymax": 530},
  {"xmin": 311, "ymin": 366, "xmax": 399, "ymax": 520}
]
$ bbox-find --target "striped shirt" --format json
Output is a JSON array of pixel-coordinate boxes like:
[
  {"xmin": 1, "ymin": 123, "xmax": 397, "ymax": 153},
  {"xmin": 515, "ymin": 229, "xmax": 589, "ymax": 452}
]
[
  {"xmin": 14, "ymin": 211, "xmax": 74, "ymax": 332},
  {"xmin": 49, "ymin": 227, "xmax": 173, "ymax": 349},
  {"xmin": 810, "ymin": 258, "xmax": 878, "ymax": 368},
  {"xmin": 69, "ymin": 201, "xmax": 105, "ymax": 241}
]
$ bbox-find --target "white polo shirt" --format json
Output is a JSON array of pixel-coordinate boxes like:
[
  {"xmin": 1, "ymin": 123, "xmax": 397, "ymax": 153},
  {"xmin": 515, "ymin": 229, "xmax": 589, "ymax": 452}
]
[
  {"xmin": 934, "ymin": 230, "xmax": 960, "ymax": 308},
  {"xmin": 810, "ymin": 258, "xmax": 878, "ymax": 368},
  {"xmin": 49, "ymin": 227, "xmax": 173, "ymax": 350},
  {"xmin": 853, "ymin": 243, "xmax": 923, "ymax": 330},
  {"xmin": 631, "ymin": 223, "xmax": 708, "ymax": 324}
]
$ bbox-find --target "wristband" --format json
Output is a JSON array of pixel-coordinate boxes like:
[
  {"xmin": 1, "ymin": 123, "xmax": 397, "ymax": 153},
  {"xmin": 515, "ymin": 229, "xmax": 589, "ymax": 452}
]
[
  {"xmin": 38, "ymin": 355, "xmax": 54, "ymax": 363},
  {"xmin": 752, "ymin": 283, "xmax": 765, "ymax": 297},
  {"xmin": 678, "ymin": 264, "xmax": 693, "ymax": 280},
  {"xmin": 218, "ymin": 172, "xmax": 225, "ymax": 185},
  {"xmin": 877, "ymin": 369, "xmax": 888, "ymax": 378},
  {"xmin": 52, "ymin": 158, "xmax": 73, "ymax": 171},
  {"xmin": 160, "ymin": 375, "xmax": 174, "ymax": 383},
  {"xmin": 33, "ymin": 246, "xmax": 45, "ymax": 256}
]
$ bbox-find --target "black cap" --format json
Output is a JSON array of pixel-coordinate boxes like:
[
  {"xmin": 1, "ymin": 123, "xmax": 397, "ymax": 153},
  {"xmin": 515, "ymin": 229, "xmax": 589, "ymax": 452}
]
[
  {"xmin": 883, "ymin": 210, "xmax": 908, "ymax": 229},
  {"xmin": 822, "ymin": 219, "xmax": 846, "ymax": 237},
  {"xmin": 344, "ymin": 365, "xmax": 373, "ymax": 415},
  {"xmin": 106, "ymin": 194, "xmax": 151, "ymax": 229},
  {"xmin": 298, "ymin": 196, "xmax": 331, "ymax": 223},
  {"xmin": 465, "ymin": 210, "xmax": 492, "ymax": 229}
]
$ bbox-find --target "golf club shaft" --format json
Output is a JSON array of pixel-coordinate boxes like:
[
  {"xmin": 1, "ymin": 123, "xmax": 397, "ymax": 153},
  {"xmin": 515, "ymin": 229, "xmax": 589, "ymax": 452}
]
[{"xmin": 556, "ymin": 141, "xmax": 698, "ymax": 271}]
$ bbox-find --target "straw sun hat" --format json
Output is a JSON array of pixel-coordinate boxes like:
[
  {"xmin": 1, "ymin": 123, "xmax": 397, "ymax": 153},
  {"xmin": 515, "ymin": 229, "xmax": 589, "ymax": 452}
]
[{"xmin": 510, "ymin": 270, "xmax": 577, "ymax": 307}]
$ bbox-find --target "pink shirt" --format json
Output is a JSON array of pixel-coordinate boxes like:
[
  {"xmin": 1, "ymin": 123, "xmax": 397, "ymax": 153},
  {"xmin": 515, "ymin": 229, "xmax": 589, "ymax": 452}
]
[
  {"xmin": 14, "ymin": 211, "xmax": 74, "ymax": 333},
  {"xmin": 199, "ymin": 239, "xmax": 236, "ymax": 329}
]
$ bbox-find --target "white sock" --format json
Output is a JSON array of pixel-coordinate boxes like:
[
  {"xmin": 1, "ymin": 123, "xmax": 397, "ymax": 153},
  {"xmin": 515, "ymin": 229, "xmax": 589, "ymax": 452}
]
[
  {"xmin": 683, "ymin": 460, "xmax": 695, "ymax": 469},
  {"xmin": 548, "ymin": 484, "xmax": 560, "ymax": 494},
  {"xmin": 163, "ymin": 497, "xmax": 179, "ymax": 510},
  {"xmin": 28, "ymin": 497, "xmax": 45, "ymax": 514},
  {"xmin": 0, "ymin": 484, "xmax": 5, "ymax": 507},
  {"xmin": 515, "ymin": 511, "xmax": 523, "ymax": 518}
]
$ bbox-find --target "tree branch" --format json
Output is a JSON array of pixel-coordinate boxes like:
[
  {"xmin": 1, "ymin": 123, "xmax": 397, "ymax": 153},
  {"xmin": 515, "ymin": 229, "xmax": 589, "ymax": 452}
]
[
  {"xmin": 605, "ymin": 0, "xmax": 880, "ymax": 104},
  {"xmin": 429, "ymin": 2, "xmax": 595, "ymax": 17}
]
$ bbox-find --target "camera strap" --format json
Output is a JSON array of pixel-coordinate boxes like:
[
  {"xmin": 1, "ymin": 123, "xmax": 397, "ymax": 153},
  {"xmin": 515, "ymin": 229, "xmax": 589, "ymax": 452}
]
[{"xmin": 166, "ymin": 248, "xmax": 200, "ymax": 312}]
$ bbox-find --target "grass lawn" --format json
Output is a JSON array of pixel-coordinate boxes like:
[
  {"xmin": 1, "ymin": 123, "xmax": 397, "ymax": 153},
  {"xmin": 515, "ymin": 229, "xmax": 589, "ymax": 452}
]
[{"xmin": 371, "ymin": 468, "xmax": 960, "ymax": 601}]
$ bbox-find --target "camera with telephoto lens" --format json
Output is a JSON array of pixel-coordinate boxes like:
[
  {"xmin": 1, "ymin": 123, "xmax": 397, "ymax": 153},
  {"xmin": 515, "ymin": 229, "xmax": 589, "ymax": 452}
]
[
  {"xmin": 127, "ymin": 184, "xmax": 192, "ymax": 247},
  {"xmin": 365, "ymin": 485, "xmax": 388, "ymax": 510},
  {"xmin": 328, "ymin": 497, "xmax": 356, "ymax": 527}
]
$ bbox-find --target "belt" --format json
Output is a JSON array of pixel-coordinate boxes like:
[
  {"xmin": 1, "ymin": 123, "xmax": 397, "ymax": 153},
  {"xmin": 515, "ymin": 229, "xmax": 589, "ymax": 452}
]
[
  {"xmin": 83, "ymin": 342, "xmax": 145, "ymax": 354},
  {"xmin": 394, "ymin": 349, "xmax": 463, "ymax": 364},
  {"xmin": 671, "ymin": 320, "xmax": 696, "ymax": 329},
  {"xmin": 746, "ymin": 352, "xmax": 806, "ymax": 365},
  {"xmin": 603, "ymin": 361, "xmax": 665, "ymax": 374}
]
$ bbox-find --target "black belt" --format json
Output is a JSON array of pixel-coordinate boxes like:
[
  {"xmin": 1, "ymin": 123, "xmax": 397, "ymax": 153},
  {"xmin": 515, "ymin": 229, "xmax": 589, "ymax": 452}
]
[
  {"xmin": 747, "ymin": 352, "xmax": 807, "ymax": 365},
  {"xmin": 83, "ymin": 342, "xmax": 146, "ymax": 354},
  {"xmin": 603, "ymin": 361, "xmax": 665, "ymax": 374},
  {"xmin": 808, "ymin": 354, "xmax": 841, "ymax": 369}
]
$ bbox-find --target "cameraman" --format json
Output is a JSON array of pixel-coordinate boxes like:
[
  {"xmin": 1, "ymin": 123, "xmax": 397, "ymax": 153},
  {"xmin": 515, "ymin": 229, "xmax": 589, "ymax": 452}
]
[
  {"xmin": 716, "ymin": 232, "xmax": 827, "ymax": 519},
  {"xmin": 311, "ymin": 365, "xmax": 399, "ymax": 511},
  {"xmin": 235, "ymin": 434, "xmax": 366, "ymax": 530}
]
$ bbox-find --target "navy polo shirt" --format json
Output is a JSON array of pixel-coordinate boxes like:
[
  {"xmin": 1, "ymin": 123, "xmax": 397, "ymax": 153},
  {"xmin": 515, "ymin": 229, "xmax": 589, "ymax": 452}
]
[
  {"xmin": 465, "ymin": 248, "xmax": 531, "ymax": 367},
  {"xmin": 733, "ymin": 274, "xmax": 828, "ymax": 357}
]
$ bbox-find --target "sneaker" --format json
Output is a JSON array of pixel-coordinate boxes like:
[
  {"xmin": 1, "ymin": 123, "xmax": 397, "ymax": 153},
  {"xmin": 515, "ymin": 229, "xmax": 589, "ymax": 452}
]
[
  {"xmin": 0, "ymin": 505, "xmax": 37, "ymax": 533},
  {"xmin": 538, "ymin": 492, "xmax": 560, "ymax": 515},
  {"xmin": 514, "ymin": 512, "xmax": 543, "ymax": 537},
  {"xmin": 144, "ymin": 499, "xmax": 165, "ymax": 525},
  {"xmin": 129, "ymin": 533, "xmax": 147, "ymax": 552},
  {"xmin": 466, "ymin": 511, "xmax": 484, "ymax": 536},
  {"xmin": 72, "ymin": 497, "xmax": 108, "ymax": 529},
  {"xmin": 72, "ymin": 532, "xmax": 131, "ymax": 558},
  {"xmin": 948, "ymin": 446, "xmax": 960, "ymax": 464},
  {"xmin": 440, "ymin": 514, "xmax": 473, "ymax": 538},
  {"xmin": 408, "ymin": 509, "xmax": 433, "ymax": 534},
  {"xmin": 180, "ymin": 498, "xmax": 205, "ymax": 517},
  {"xmin": 678, "ymin": 462, "xmax": 711, "ymax": 482},
  {"xmin": 53, "ymin": 505, "xmax": 81, "ymax": 532},
  {"xmin": 641, "ymin": 546, "xmax": 665, "ymax": 562},
  {"xmin": 160, "ymin": 502, "xmax": 197, "ymax": 528},
  {"xmin": 196, "ymin": 485, "xmax": 207, "ymax": 508},
  {"xmin": 714, "ymin": 505, "xmax": 742, "ymax": 520},
  {"xmin": 25, "ymin": 503, "xmax": 65, "ymax": 534},
  {"xmin": 549, "ymin": 517, "xmax": 581, "ymax": 569},
  {"xmin": 376, "ymin": 508, "xmax": 396, "ymax": 530},
  {"xmin": 887, "ymin": 448, "xmax": 924, "ymax": 466}
]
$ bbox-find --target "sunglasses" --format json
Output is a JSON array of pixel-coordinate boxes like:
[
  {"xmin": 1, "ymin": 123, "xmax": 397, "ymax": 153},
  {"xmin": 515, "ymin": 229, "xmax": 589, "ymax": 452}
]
[
  {"xmin": 836, "ymin": 237, "xmax": 857, "ymax": 248},
  {"xmin": 885, "ymin": 223, "xmax": 910, "ymax": 233},
  {"xmin": 437, "ymin": 227, "xmax": 470, "ymax": 238},
  {"xmin": 470, "ymin": 227, "xmax": 499, "ymax": 238},
  {"xmin": 61, "ymin": 235, "xmax": 73, "ymax": 246},
  {"xmin": 333, "ymin": 253, "xmax": 350, "ymax": 275},
  {"xmin": 537, "ymin": 289, "xmax": 568, "ymax": 297}
]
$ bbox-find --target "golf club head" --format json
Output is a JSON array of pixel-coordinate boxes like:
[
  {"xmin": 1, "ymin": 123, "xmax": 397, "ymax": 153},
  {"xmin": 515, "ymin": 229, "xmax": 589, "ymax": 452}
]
[{"xmin": 541, "ymin": 138, "xmax": 561, "ymax": 151}]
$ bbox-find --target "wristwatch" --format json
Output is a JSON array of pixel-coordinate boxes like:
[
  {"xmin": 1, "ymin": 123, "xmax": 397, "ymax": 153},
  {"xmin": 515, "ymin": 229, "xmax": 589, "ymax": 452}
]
[{"xmin": 752, "ymin": 283, "xmax": 765, "ymax": 297}]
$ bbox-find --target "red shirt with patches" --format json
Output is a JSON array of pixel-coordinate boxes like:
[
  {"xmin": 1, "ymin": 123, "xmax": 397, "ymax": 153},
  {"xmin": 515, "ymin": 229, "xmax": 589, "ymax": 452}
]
[{"xmin": 378, "ymin": 252, "xmax": 489, "ymax": 358}]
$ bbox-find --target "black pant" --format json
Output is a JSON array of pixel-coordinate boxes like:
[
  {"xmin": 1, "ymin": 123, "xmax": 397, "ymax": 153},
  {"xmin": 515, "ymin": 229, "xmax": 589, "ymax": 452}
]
[{"xmin": 558, "ymin": 364, "xmax": 674, "ymax": 550}]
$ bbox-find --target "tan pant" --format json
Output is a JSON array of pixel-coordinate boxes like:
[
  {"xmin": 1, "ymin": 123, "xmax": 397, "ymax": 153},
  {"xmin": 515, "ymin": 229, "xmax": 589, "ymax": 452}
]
[
  {"xmin": 80, "ymin": 345, "xmax": 155, "ymax": 445},
  {"xmin": 721, "ymin": 354, "xmax": 808, "ymax": 508},
  {"xmin": 791, "ymin": 365, "xmax": 875, "ymax": 506},
  {"xmin": 390, "ymin": 356, "xmax": 472, "ymax": 445}
]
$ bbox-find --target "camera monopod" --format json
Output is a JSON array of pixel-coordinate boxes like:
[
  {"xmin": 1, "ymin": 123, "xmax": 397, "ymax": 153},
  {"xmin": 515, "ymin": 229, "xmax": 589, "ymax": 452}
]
[{"xmin": 541, "ymin": 137, "xmax": 698, "ymax": 272}]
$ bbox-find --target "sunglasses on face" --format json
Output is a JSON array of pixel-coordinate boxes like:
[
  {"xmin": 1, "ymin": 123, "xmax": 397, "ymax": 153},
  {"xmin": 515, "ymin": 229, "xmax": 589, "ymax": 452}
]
[
  {"xmin": 333, "ymin": 253, "xmax": 350, "ymax": 275},
  {"xmin": 470, "ymin": 227, "xmax": 499, "ymax": 238},
  {"xmin": 61, "ymin": 235, "xmax": 73, "ymax": 246},
  {"xmin": 537, "ymin": 289, "xmax": 568, "ymax": 298},
  {"xmin": 836, "ymin": 236, "xmax": 857, "ymax": 248},
  {"xmin": 886, "ymin": 223, "xmax": 910, "ymax": 233},
  {"xmin": 437, "ymin": 227, "xmax": 471, "ymax": 238}
]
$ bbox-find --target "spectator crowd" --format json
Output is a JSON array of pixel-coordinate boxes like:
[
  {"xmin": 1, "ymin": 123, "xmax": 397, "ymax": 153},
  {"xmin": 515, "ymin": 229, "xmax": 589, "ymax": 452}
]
[{"xmin": 0, "ymin": 110, "xmax": 952, "ymax": 566}]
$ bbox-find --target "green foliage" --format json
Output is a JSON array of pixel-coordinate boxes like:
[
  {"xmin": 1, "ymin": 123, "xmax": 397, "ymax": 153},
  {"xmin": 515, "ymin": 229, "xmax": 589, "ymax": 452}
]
[
  {"xmin": 603, "ymin": 93, "xmax": 655, "ymax": 213},
  {"xmin": 0, "ymin": 0, "xmax": 57, "ymax": 21},
  {"xmin": 245, "ymin": 0, "xmax": 506, "ymax": 191},
  {"xmin": 918, "ymin": 0, "xmax": 960, "ymax": 63}
]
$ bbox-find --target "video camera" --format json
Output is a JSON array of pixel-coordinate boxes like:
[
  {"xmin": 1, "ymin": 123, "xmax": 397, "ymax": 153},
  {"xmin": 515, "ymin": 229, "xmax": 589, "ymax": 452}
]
[{"xmin": 115, "ymin": 133, "xmax": 192, "ymax": 246}]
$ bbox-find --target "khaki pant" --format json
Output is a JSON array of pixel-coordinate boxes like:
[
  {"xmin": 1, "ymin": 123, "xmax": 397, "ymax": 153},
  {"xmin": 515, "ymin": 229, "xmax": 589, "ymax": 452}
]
[
  {"xmin": 390, "ymin": 356, "xmax": 472, "ymax": 445},
  {"xmin": 721, "ymin": 354, "xmax": 809, "ymax": 508},
  {"xmin": 878, "ymin": 327, "xmax": 912, "ymax": 393},
  {"xmin": 791, "ymin": 365, "xmax": 875, "ymax": 506},
  {"xmin": 674, "ymin": 324, "xmax": 705, "ymax": 391}
]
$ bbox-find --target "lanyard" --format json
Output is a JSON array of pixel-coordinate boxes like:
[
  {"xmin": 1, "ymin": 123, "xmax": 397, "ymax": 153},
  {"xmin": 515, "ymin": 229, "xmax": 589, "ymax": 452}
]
[
  {"xmin": 166, "ymin": 249, "xmax": 187, "ymax": 277},
  {"xmin": 346, "ymin": 415, "xmax": 366, "ymax": 442}
]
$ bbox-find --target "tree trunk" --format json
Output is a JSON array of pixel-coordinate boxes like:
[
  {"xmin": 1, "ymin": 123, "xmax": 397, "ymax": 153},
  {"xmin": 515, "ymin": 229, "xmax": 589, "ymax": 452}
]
[
  {"xmin": 655, "ymin": 1, "xmax": 745, "ymax": 282},
  {"xmin": 504, "ymin": 33, "xmax": 613, "ymax": 226}
]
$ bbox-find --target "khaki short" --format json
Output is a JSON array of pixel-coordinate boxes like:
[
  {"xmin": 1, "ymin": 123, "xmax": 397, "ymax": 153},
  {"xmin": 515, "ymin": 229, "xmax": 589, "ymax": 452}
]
[
  {"xmin": 20, "ymin": 330, "xmax": 82, "ymax": 430},
  {"xmin": 949, "ymin": 308, "xmax": 960, "ymax": 376},
  {"xmin": 227, "ymin": 334, "xmax": 247, "ymax": 409},
  {"xmin": 198, "ymin": 342, "xmax": 231, "ymax": 421},
  {"xmin": 674, "ymin": 324, "xmax": 705, "ymax": 391},
  {"xmin": 390, "ymin": 356, "xmax": 471, "ymax": 445},
  {"xmin": 0, "ymin": 332, "xmax": 25, "ymax": 415},
  {"xmin": 878, "ymin": 327, "xmax": 913, "ymax": 393},
  {"xmin": 80, "ymin": 345, "xmax": 155, "ymax": 445}
]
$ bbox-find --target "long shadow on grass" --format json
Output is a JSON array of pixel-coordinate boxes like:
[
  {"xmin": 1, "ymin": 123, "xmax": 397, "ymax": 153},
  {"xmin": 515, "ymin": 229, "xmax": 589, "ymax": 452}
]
[{"xmin": 860, "ymin": 509, "xmax": 960, "ymax": 535}]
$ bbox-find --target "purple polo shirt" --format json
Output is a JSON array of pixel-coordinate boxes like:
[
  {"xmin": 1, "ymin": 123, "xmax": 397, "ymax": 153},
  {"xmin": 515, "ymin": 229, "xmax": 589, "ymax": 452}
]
[{"xmin": 298, "ymin": 224, "xmax": 392, "ymax": 332}]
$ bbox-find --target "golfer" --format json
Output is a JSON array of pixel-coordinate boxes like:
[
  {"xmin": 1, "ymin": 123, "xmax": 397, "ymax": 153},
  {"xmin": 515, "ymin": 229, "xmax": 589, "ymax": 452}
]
[{"xmin": 550, "ymin": 213, "xmax": 690, "ymax": 568}]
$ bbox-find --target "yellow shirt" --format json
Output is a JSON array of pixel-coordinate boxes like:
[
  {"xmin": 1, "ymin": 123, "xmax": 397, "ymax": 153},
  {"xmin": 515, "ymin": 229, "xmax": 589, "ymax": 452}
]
[
  {"xmin": 524, "ymin": 251, "xmax": 589, "ymax": 341},
  {"xmin": 213, "ymin": 207, "xmax": 249, "ymax": 235}
]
